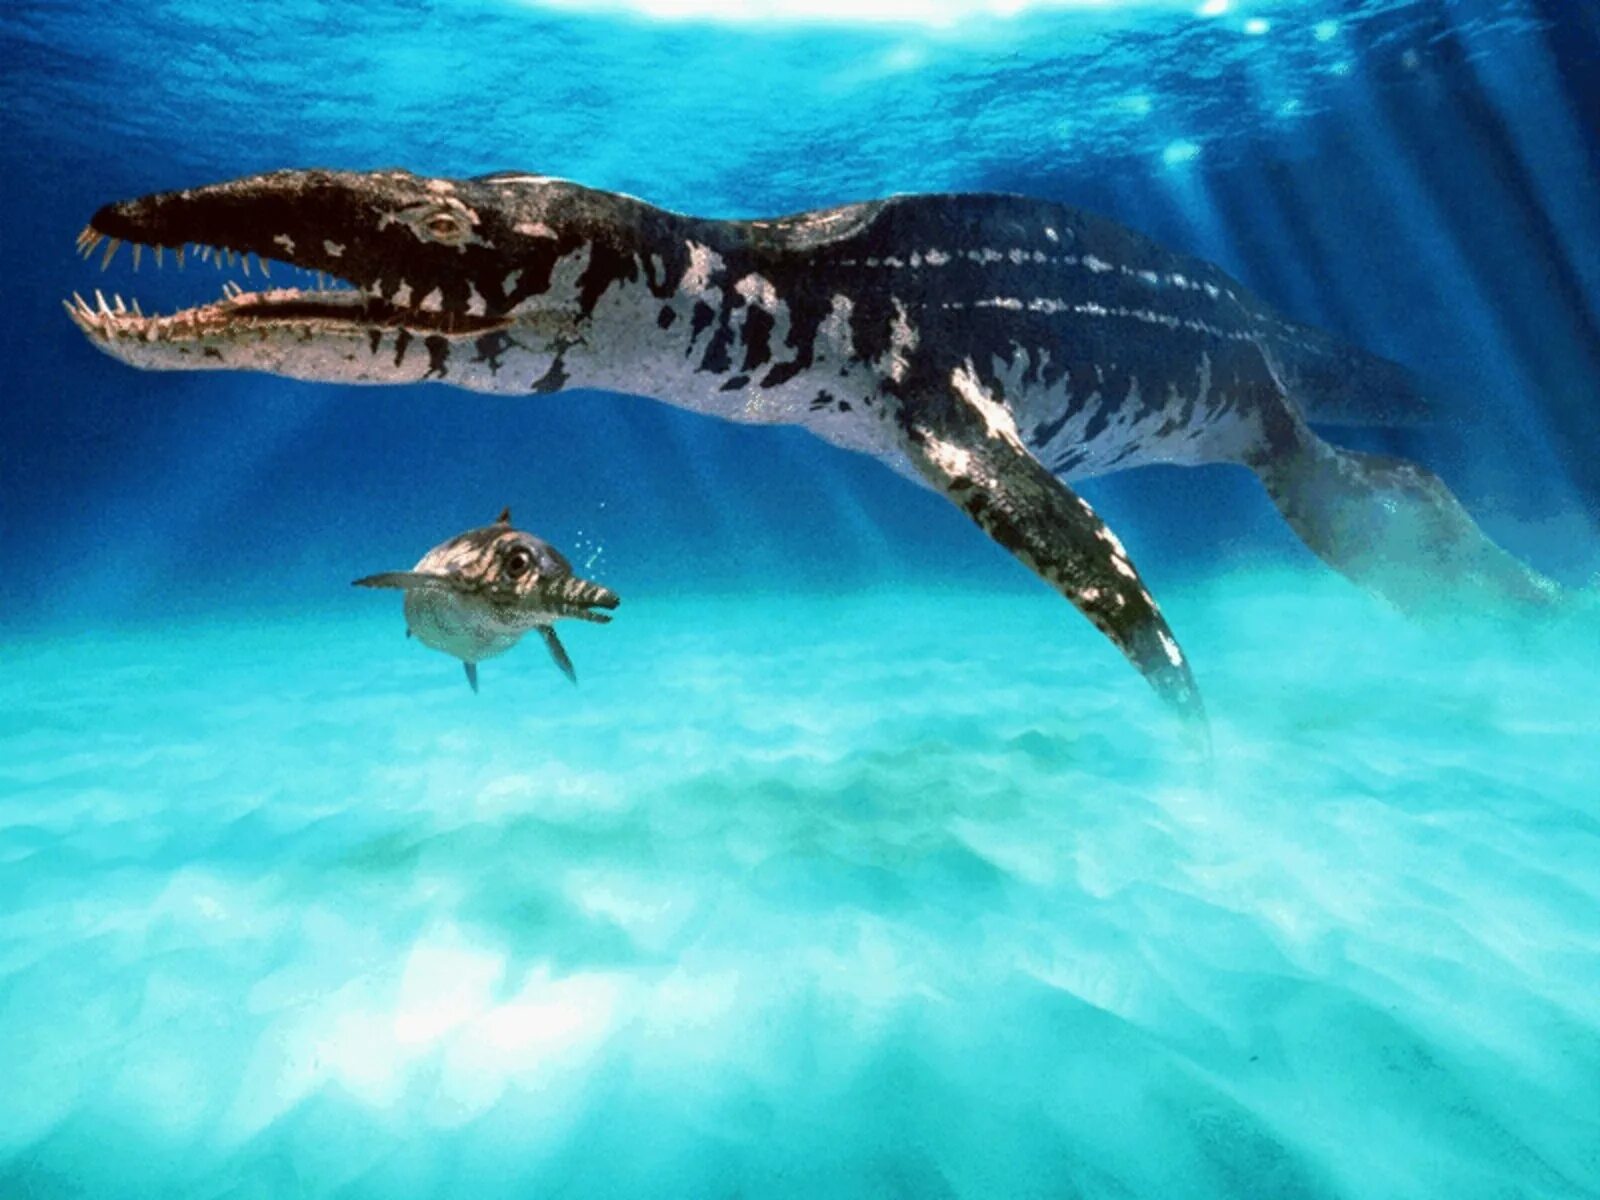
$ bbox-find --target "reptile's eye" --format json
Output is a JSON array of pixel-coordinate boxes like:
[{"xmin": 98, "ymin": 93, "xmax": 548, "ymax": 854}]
[
  {"xmin": 504, "ymin": 547, "xmax": 534, "ymax": 579},
  {"xmin": 427, "ymin": 213, "xmax": 461, "ymax": 237}
]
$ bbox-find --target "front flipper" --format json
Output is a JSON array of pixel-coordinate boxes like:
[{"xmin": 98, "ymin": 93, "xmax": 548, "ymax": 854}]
[
  {"xmin": 463, "ymin": 661, "xmax": 480, "ymax": 693},
  {"xmin": 894, "ymin": 365, "xmax": 1206, "ymax": 728},
  {"xmin": 353, "ymin": 570, "xmax": 466, "ymax": 592},
  {"xmin": 538, "ymin": 626, "xmax": 579, "ymax": 685}
]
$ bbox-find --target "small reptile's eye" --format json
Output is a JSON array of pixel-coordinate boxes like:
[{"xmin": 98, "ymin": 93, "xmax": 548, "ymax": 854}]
[{"xmin": 504, "ymin": 547, "xmax": 534, "ymax": 579}]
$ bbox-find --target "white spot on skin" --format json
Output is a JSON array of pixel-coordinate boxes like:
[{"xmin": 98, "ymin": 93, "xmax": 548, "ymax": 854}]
[
  {"xmin": 923, "ymin": 434, "xmax": 976, "ymax": 479},
  {"xmin": 467, "ymin": 284, "xmax": 487, "ymax": 318},
  {"xmin": 951, "ymin": 361, "xmax": 1025, "ymax": 452},
  {"xmin": 1099, "ymin": 524, "xmax": 1130, "ymax": 559},
  {"xmin": 923, "ymin": 249, "xmax": 950, "ymax": 266},
  {"xmin": 1158, "ymin": 630, "xmax": 1185, "ymax": 666},
  {"xmin": 1083, "ymin": 255, "xmax": 1113, "ymax": 273},
  {"xmin": 681, "ymin": 242, "xmax": 722, "ymax": 295},
  {"xmin": 418, "ymin": 288, "xmax": 442, "ymax": 313},
  {"xmin": 879, "ymin": 298, "xmax": 918, "ymax": 385},
  {"xmin": 1044, "ymin": 227, "xmax": 1060, "ymax": 243},
  {"xmin": 734, "ymin": 273, "xmax": 779, "ymax": 309},
  {"xmin": 392, "ymin": 281, "xmax": 413, "ymax": 308},
  {"xmin": 818, "ymin": 294, "xmax": 856, "ymax": 359},
  {"xmin": 323, "ymin": 240, "xmax": 345, "ymax": 258},
  {"xmin": 514, "ymin": 221, "xmax": 557, "ymax": 239}
]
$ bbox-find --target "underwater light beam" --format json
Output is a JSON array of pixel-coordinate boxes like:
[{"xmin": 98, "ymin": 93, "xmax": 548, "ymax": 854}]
[{"xmin": 510, "ymin": 0, "xmax": 1293, "ymax": 27}]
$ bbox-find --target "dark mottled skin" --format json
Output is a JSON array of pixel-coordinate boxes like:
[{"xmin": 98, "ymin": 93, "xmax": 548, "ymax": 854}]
[{"xmin": 76, "ymin": 170, "xmax": 1560, "ymax": 731}]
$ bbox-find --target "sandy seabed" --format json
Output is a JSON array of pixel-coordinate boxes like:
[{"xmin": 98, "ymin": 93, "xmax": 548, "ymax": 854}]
[{"xmin": 2, "ymin": 573, "xmax": 1597, "ymax": 1199}]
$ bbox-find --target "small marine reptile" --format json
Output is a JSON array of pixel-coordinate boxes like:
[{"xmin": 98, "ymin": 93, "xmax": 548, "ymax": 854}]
[
  {"xmin": 354, "ymin": 507, "xmax": 619, "ymax": 691},
  {"xmin": 68, "ymin": 169, "xmax": 1564, "ymax": 730}
]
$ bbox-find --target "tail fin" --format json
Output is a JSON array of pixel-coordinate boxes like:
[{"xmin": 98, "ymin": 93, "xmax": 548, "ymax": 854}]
[
  {"xmin": 1256, "ymin": 421, "xmax": 1561, "ymax": 614},
  {"xmin": 1264, "ymin": 327, "xmax": 1435, "ymax": 428}
]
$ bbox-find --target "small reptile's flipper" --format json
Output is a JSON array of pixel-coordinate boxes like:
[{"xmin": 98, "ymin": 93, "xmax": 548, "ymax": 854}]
[
  {"xmin": 894, "ymin": 364, "xmax": 1207, "ymax": 728},
  {"xmin": 538, "ymin": 625, "xmax": 578, "ymax": 684},
  {"xmin": 463, "ymin": 661, "xmax": 479, "ymax": 693},
  {"xmin": 352, "ymin": 570, "xmax": 466, "ymax": 592}
]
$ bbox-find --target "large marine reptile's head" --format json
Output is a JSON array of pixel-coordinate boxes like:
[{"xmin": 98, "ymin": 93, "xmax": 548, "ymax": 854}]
[{"xmin": 67, "ymin": 168, "xmax": 685, "ymax": 389}]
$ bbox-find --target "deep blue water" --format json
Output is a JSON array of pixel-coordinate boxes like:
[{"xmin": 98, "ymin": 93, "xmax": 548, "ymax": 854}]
[{"xmin": 2, "ymin": 2, "xmax": 1599, "ymax": 1198}]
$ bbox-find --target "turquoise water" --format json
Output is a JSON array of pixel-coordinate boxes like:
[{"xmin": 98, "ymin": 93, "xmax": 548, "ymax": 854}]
[
  {"xmin": 4, "ymin": 0, "xmax": 1600, "ymax": 1196},
  {"xmin": 4, "ymin": 579, "xmax": 1598, "ymax": 1197}
]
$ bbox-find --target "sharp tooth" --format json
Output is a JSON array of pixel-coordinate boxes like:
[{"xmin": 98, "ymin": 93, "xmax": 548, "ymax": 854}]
[
  {"xmin": 72, "ymin": 290, "xmax": 89, "ymax": 314},
  {"xmin": 132, "ymin": 244, "xmax": 142, "ymax": 271},
  {"xmin": 241, "ymin": 254, "xmax": 251, "ymax": 277},
  {"xmin": 94, "ymin": 289, "xmax": 109, "ymax": 313},
  {"xmin": 259, "ymin": 258, "xmax": 271, "ymax": 278},
  {"xmin": 100, "ymin": 238, "xmax": 120, "ymax": 269},
  {"xmin": 155, "ymin": 245, "xmax": 164, "ymax": 268},
  {"xmin": 114, "ymin": 294, "xmax": 127, "ymax": 314},
  {"xmin": 200, "ymin": 245, "xmax": 213, "ymax": 263},
  {"xmin": 226, "ymin": 250, "xmax": 238, "ymax": 267},
  {"xmin": 176, "ymin": 246, "xmax": 186, "ymax": 268},
  {"xmin": 132, "ymin": 299, "xmax": 143, "ymax": 316}
]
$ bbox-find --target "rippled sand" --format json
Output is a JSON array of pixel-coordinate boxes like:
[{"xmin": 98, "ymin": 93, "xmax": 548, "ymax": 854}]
[{"xmin": 2, "ymin": 573, "xmax": 1597, "ymax": 1199}]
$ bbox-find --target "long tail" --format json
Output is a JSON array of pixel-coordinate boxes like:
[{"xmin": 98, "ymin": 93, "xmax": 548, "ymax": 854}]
[{"xmin": 1264, "ymin": 328, "xmax": 1435, "ymax": 429}]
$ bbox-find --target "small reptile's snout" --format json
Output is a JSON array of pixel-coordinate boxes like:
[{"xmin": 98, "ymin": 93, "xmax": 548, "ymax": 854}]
[{"xmin": 546, "ymin": 575, "xmax": 620, "ymax": 622}]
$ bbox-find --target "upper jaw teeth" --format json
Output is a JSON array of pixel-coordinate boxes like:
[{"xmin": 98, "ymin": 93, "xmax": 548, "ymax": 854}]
[
  {"xmin": 73, "ymin": 226, "xmax": 322, "ymax": 286},
  {"xmin": 69, "ymin": 224, "xmax": 371, "ymax": 332}
]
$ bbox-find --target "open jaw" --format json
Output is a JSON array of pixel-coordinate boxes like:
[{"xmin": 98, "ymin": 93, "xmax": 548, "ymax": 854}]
[
  {"xmin": 63, "ymin": 223, "xmax": 510, "ymax": 355},
  {"xmin": 527, "ymin": 578, "xmax": 621, "ymax": 624}
]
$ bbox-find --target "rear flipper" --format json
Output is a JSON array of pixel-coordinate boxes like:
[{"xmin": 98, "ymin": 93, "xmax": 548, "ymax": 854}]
[{"xmin": 1256, "ymin": 421, "xmax": 1561, "ymax": 614}]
